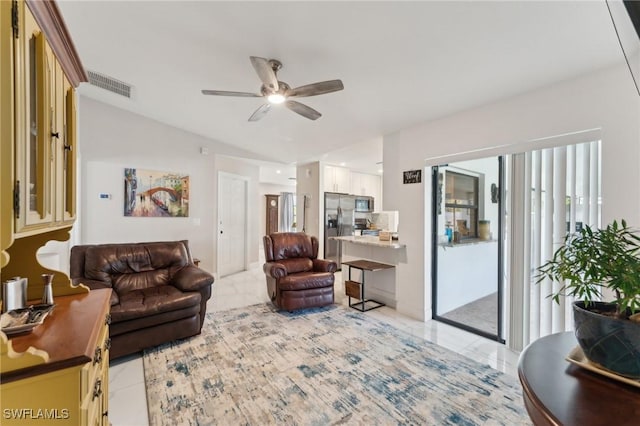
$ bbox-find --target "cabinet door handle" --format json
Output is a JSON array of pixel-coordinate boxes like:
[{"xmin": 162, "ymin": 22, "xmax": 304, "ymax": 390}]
[
  {"xmin": 105, "ymin": 314, "xmax": 111, "ymax": 325},
  {"xmin": 93, "ymin": 347, "xmax": 102, "ymax": 365},
  {"xmin": 51, "ymin": 132, "xmax": 59, "ymax": 139},
  {"xmin": 92, "ymin": 379, "xmax": 102, "ymax": 400},
  {"xmin": 105, "ymin": 338, "xmax": 112, "ymax": 351}
]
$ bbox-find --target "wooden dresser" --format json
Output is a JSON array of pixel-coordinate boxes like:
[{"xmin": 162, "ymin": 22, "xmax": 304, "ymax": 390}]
[{"xmin": 1, "ymin": 289, "xmax": 111, "ymax": 425}]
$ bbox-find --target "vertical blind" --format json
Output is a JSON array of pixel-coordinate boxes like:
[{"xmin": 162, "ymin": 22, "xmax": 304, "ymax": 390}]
[
  {"xmin": 279, "ymin": 192, "xmax": 296, "ymax": 232},
  {"xmin": 511, "ymin": 140, "xmax": 601, "ymax": 349}
]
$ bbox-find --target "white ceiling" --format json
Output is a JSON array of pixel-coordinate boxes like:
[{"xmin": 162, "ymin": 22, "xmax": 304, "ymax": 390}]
[{"xmin": 58, "ymin": 0, "xmax": 624, "ymax": 176}]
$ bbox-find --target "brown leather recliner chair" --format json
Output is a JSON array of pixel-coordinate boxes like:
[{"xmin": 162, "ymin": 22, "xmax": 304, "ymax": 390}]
[
  {"xmin": 263, "ymin": 232, "xmax": 337, "ymax": 311},
  {"xmin": 70, "ymin": 240, "xmax": 214, "ymax": 359}
]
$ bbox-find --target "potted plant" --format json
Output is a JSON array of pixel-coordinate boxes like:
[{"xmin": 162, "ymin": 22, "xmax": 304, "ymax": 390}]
[{"xmin": 536, "ymin": 219, "xmax": 640, "ymax": 378}]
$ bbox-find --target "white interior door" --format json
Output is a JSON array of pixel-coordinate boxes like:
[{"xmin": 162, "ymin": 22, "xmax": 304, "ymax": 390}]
[{"xmin": 218, "ymin": 173, "xmax": 247, "ymax": 277}]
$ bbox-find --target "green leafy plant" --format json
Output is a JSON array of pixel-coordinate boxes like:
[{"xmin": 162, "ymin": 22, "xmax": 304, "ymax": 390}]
[{"xmin": 536, "ymin": 219, "xmax": 640, "ymax": 319}]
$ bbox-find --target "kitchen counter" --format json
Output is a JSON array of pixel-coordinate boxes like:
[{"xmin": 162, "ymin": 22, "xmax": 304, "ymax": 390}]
[
  {"xmin": 438, "ymin": 238, "xmax": 497, "ymax": 247},
  {"xmin": 330, "ymin": 235, "xmax": 406, "ymax": 249},
  {"xmin": 330, "ymin": 235, "xmax": 407, "ymax": 308}
]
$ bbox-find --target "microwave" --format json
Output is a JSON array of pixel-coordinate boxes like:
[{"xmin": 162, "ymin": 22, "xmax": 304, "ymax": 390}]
[{"xmin": 355, "ymin": 196, "xmax": 374, "ymax": 213}]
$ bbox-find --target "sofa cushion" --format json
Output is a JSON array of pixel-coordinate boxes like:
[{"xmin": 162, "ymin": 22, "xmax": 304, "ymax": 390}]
[
  {"xmin": 109, "ymin": 304, "xmax": 200, "ymax": 337},
  {"xmin": 110, "ymin": 286, "xmax": 201, "ymax": 322},
  {"xmin": 278, "ymin": 272, "xmax": 334, "ymax": 291},
  {"xmin": 83, "ymin": 241, "xmax": 190, "ymax": 291},
  {"xmin": 112, "ymin": 269, "xmax": 171, "ymax": 294},
  {"xmin": 269, "ymin": 233, "xmax": 315, "ymax": 261}
]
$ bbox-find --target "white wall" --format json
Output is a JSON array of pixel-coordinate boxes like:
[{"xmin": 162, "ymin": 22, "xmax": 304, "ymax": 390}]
[
  {"xmin": 383, "ymin": 62, "xmax": 640, "ymax": 321},
  {"xmin": 296, "ymin": 162, "xmax": 321, "ymax": 241},
  {"xmin": 77, "ymin": 97, "xmax": 264, "ymax": 274}
]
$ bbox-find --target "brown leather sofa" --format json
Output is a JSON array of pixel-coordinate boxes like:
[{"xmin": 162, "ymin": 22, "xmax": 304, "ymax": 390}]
[
  {"xmin": 70, "ymin": 240, "xmax": 214, "ymax": 359},
  {"xmin": 263, "ymin": 232, "xmax": 337, "ymax": 311}
]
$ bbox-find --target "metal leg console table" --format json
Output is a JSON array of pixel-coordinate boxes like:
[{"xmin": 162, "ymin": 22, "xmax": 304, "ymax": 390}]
[{"xmin": 342, "ymin": 259, "xmax": 394, "ymax": 312}]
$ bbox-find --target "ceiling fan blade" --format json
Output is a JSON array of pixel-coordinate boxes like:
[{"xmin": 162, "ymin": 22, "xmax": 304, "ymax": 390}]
[
  {"xmin": 249, "ymin": 56, "xmax": 279, "ymax": 92},
  {"xmin": 248, "ymin": 103, "xmax": 272, "ymax": 122},
  {"xmin": 201, "ymin": 89, "xmax": 261, "ymax": 97},
  {"xmin": 285, "ymin": 100, "xmax": 321, "ymax": 120},
  {"xmin": 286, "ymin": 79, "xmax": 344, "ymax": 98}
]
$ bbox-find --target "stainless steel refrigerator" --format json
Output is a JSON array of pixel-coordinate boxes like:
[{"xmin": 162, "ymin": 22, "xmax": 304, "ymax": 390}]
[{"xmin": 324, "ymin": 192, "xmax": 355, "ymax": 270}]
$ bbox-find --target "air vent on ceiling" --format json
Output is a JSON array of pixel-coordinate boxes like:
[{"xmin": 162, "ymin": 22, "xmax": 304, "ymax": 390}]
[{"xmin": 87, "ymin": 70, "xmax": 132, "ymax": 98}]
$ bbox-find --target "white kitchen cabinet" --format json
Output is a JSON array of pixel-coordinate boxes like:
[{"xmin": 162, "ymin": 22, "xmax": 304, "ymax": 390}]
[
  {"xmin": 324, "ymin": 165, "xmax": 351, "ymax": 193},
  {"xmin": 351, "ymin": 172, "xmax": 381, "ymax": 208},
  {"xmin": 351, "ymin": 172, "xmax": 364, "ymax": 196}
]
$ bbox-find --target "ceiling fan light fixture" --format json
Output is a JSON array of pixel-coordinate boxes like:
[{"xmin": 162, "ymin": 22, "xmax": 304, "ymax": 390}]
[
  {"xmin": 202, "ymin": 56, "xmax": 344, "ymax": 120},
  {"xmin": 268, "ymin": 93, "xmax": 286, "ymax": 104}
]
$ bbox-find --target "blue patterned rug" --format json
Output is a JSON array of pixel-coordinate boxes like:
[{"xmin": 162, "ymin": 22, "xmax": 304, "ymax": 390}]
[{"xmin": 143, "ymin": 303, "xmax": 530, "ymax": 425}]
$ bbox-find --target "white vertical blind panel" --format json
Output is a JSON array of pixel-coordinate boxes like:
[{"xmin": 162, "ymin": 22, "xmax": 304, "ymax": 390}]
[
  {"xmin": 582, "ymin": 144, "xmax": 591, "ymax": 227},
  {"xmin": 522, "ymin": 152, "xmax": 532, "ymax": 346},
  {"xmin": 589, "ymin": 141, "xmax": 599, "ymax": 227},
  {"xmin": 552, "ymin": 146, "xmax": 566, "ymax": 333},
  {"xmin": 508, "ymin": 154, "xmax": 527, "ymax": 351},
  {"xmin": 541, "ymin": 149, "xmax": 554, "ymax": 337},
  {"xmin": 568, "ymin": 145, "xmax": 577, "ymax": 236},
  {"xmin": 531, "ymin": 150, "xmax": 542, "ymax": 342},
  {"xmin": 566, "ymin": 145, "xmax": 578, "ymax": 327}
]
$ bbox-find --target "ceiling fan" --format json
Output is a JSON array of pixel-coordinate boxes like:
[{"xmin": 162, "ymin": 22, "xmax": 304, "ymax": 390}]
[{"xmin": 201, "ymin": 56, "xmax": 344, "ymax": 121}]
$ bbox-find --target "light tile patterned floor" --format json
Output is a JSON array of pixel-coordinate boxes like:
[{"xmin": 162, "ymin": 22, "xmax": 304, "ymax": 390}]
[{"xmin": 108, "ymin": 263, "xmax": 520, "ymax": 426}]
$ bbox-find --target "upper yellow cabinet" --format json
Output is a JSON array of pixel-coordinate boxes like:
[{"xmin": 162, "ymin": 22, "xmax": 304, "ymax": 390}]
[
  {"xmin": 5, "ymin": 0, "xmax": 86, "ymax": 239},
  {"xmin": 1, "ymin": 0, "xmax": 86, "ymax": 285}
]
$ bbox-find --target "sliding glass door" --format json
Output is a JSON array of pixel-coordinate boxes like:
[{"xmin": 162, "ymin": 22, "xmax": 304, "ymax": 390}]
[{"xmin": 431, "ymin": 156, "xmax": 505, "ymax": 342}]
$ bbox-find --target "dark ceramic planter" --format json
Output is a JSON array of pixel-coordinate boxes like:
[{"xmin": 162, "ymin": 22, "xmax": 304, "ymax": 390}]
[{"xmin": 573, "ymin": 301, "xmax": 640, "ymax": 378}]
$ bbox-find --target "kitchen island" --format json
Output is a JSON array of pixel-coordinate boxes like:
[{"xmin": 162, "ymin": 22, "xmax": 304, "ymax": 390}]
[{"xmin": 330, "ymin": 236, "xmax": 407, "ymax": 308}]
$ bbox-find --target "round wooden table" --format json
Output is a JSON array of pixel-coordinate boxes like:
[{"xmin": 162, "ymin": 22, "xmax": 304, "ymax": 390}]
[{"xmin": 518, "ymin": 332, "xmax": 640, "ymax": 425}]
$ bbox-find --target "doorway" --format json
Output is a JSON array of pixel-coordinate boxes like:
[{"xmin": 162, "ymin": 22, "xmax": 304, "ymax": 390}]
[
  {"xmin": 218, "ymin": 172, "xmax": 248, "ymax": 277},
  {"xmin": 431, "ymin": 156, "xmax": 505, "ymax": 342}
]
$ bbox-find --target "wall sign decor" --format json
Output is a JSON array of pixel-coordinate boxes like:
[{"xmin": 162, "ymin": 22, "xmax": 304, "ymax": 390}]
[
  {"xmin": 124, "ymin": 168, "xmax": 190, "ymax": 217},
  {"xmin": 403, "ymin": 169, "xmax": 422, "ymax": 184}
]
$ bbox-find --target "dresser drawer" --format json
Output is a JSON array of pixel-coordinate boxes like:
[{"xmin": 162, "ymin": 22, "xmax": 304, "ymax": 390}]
[
  {"xmin": 80, "ymin": 376, "xmax": 103, "ymax": 425},
  {"xmin": 81, "ymin": 322, "xmax": 109, "ymax": 398}
]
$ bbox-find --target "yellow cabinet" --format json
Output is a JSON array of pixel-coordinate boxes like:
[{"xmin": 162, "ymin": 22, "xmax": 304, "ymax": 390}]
[
  {"xmin": 12, "ymin": 1, "xmax": 78, "ymax": 235},
  {"xmin": 1, "ymin": 290, "xmax": 111, "ymax": 426},
  {"xmin": 1, "ymin": 0, "xmax": 86, "ymax": 294}
]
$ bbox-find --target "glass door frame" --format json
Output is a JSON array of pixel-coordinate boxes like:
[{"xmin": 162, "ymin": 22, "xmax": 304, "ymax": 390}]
[{"xmin": 430, "ymin": 157, "xmax": 506, "ymax": 343}]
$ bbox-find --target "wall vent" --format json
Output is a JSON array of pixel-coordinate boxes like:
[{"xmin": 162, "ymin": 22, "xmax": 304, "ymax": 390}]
[{"xmin": 87, "ymin": 70, "xmax": 132, "ymax": 98}]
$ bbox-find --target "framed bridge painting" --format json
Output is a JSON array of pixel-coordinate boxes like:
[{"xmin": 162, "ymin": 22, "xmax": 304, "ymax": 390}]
[{"xmin": 124, "ymin": 168, "xmax": 190, "ymax": 217}]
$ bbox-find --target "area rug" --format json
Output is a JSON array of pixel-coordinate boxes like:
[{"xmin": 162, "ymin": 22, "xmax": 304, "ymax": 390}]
[{"xmin": 143, "ymin": 304, "xmax": 530, "ymax": 425}]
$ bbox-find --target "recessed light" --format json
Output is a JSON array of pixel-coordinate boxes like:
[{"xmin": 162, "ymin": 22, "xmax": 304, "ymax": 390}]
[
  {"xmin": 378, "ymin": 169, "xmax": 384, "ymax": 173},
  {"xmin": 339, "ymin": 162, "xmax": 346, "ymax": 166},
  {"xmin": 276, "ymin": 170, "xmax": 281, "ymax": 174}
]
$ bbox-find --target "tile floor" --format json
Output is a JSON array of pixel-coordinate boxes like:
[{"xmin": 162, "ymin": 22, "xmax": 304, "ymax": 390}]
[{"xmin": 108, "ymin": 264, "xmax": 521, "ymax": 426}]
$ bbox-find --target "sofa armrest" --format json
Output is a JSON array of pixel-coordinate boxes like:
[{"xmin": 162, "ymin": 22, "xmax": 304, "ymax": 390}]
[
  {"xmin": 264, "ymin": 262, "xmax": 287, "ymax": 279},
  {"xmin": 313, "ymin": 259, "xmax": 337, "ymax": 273},
  {"xmin": 171, "ymin": 265, "xmax": 214, "ymax": 292}
]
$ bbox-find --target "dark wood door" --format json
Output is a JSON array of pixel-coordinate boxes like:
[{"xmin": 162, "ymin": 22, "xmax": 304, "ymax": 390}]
[{"xmin": 265, "ymin": 194, "xmax": 279, "ymax": 235}]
